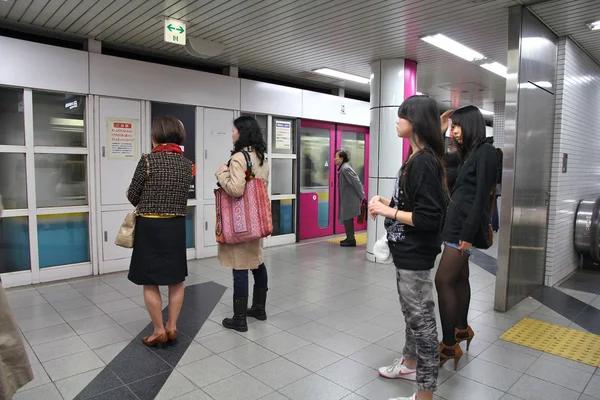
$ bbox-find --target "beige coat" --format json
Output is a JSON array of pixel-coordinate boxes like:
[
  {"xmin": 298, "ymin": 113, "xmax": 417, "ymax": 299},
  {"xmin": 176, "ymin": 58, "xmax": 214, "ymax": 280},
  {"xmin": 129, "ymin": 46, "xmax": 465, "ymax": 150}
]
[
  {"xmin": 0, "ymin": 197, "xmax": 34, "ymax": 399},
  {"xmin": 215, "ymin": 149, "xmax": 270, "ymax": 270}
]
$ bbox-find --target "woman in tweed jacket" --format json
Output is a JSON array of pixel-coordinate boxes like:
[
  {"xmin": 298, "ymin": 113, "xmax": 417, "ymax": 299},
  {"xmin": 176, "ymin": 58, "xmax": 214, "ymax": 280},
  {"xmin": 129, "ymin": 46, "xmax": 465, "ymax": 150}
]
[{"xmin": 126, "ymin": 116, "xmax": 193, "ymax": 347}]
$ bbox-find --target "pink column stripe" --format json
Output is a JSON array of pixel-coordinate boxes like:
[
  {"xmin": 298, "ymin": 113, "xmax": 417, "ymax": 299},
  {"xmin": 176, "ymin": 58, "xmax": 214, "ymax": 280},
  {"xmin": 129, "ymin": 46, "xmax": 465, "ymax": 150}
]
[{"xmin": 403, "ymin": 59, "xmax": 418, "ymax": 163}]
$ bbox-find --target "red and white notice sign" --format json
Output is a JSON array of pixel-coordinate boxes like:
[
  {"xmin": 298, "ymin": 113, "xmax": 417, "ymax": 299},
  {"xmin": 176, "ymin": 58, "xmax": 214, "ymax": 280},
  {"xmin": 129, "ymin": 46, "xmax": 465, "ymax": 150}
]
[{"xmin": 106, "ymin": 118, "xmax": 139, "ymax": 159}]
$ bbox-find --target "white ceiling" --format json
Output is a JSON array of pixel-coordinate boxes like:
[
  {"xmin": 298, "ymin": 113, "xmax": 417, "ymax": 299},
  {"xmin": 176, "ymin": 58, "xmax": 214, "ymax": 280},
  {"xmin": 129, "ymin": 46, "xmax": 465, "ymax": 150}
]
[{"xmin": 1, "ymin": 0, "xmax": 600, "ymax": 110}]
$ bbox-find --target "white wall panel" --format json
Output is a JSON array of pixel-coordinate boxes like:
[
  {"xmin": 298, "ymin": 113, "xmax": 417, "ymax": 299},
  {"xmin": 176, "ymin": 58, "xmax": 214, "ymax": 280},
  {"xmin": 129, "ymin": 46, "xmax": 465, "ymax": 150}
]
[
  {"xmin": 301, "ymin": 91, "xmax": 369, "ymax": 126},
  {"xmin": 89, "ymin": 53, "xmax": 240, "ymax": 110},
  {"xmin": 203, "ymin": 108, "xmax": 235, "ymax": 200},
  {"xmin": 546, "ymin": 38, "xmax": 600, "ymax": 285},
  {"xmin": 378, "ymin": 107, "xmax": 403, "ymax": 179},
  {"xmin": 0, "ymin": 36, "xmax": 88, "ymax": 94},
  {"xmin": 241, "ymin": 79, "xmax": 302, "ymax": 117}
]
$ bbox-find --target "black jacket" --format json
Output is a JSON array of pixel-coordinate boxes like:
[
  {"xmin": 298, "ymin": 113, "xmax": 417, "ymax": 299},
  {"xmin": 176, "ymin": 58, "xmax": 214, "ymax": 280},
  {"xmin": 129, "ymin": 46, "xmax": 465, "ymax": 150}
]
[
  {"xmin": 444, "ymin": 151, "xmax": 461, "ymax": 194},
  {"xmin": 387, "ymin": 152, "xmax": 448, "ymax": 270},
  {"xmin": 442, "ymin": 143, "xmax": 497, "ymax": 248}
]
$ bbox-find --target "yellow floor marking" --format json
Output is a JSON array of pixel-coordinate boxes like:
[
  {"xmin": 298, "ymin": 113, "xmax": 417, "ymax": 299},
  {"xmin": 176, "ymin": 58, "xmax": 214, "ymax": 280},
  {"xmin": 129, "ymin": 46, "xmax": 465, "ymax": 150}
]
[
  {"xmin": 500, "ymin": 317, "xmax": 600, "ymax": 367},
  {"xmin": 327, "ymin": 232, "xmax": 367, "ymax": 245}
]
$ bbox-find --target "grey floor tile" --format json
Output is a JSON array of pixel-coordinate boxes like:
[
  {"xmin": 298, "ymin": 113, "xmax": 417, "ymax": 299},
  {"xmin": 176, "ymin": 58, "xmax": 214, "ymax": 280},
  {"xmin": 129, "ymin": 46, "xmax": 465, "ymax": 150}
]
[
  {"xmin": 493, "ymin": 339, "xmax": 544, "ymax": 358},
  {"xmin": 255, "ymin": 331, "xmax": 311, "ymax": 356},
  {"xmin": 42, "ymin": 289, "xmax": 83, "ymax": 303},
  {"xmin": 291, "ymin": 304, "xmax": 333, "ymax": 320},
  {"xmin": 203, "ymin": 372, "xmax": 273, "ymax": 400},
  {"xmin": 50, "ymin": 296, "xmax": 94, "ymax": 312},
  {"xmin": 177, "ymin": 342, "xmax": 213, "ymax": 366},
  {"xmin": 93, "ymin": 340, "xmax": 131, "ymax": 364},
  {"xmin": 24, "ymin": 346, "xmax": 39, "ymax": 366},
  {"xmin": 42, "ymin": 350, "xmax": 105, "ymax": 381},
  {"xmin": 59, "ymin": 305, "xmax": 105, "ymax": 323},
  {"xmin": 108, "ymin": 306, "xmax": 150, "ymax": 325},
  {"xmin": 288, "ymin": 321, "xmax": 339, "ymax": 343},
  {"xmin": 579, "ymin": 395, "xmax": 598, "ymax": 400},
  {"xmin": 194, "ymin": 320, "xmax": 227, "ymax": 338},
  {"xmin": 341, "ymin": 394, "xmax": 367, "ymax": 400},
  {"xmin": 478, "ymin": 344, "xmax": 538, "ymax": 373},
  {"xmin": 346, "ymin": 322, "xmax": 394, "ymax": 343},
  {"xmin": 153, "ymin": 370, "xmax": 198, "ymax": 400},
  {"xmin": 86, "ymin": 386, "xmax": 138, "ymax": 399},
  {"xmin": 235, "ymin": 321, "xmax": 282, "ymax": 341},
  {"xmin": 284, "ymin": 344, "xmax": 344, "ymax": 372},
  {"xmin": 526, "ymin": 357, "xmax": 593, "ymax": 392},
  {"xmin": 96, "ymin": 298, "xmax": 138, "ymax": 314},
  {"xmin": 509, "ymin": 374, "xmax": 580, "ymax": 400},
  {"xmin": 84, "ymin": 290, "xmax": 126, "ymax": 305},
  {"xmin": 471, "ymin": 312, "xmax": 520, "ymax": 331},
  {"xmin": 120, "ymin": 318, "xmax": 151, "ymax": 336},
  {"xmin": 374, "ymin": 332, "xmax": 405, "ymax": 354},
  {"xmin": 172, "ymin": 389, "xmax": 212, "ymax": 400},
  {"xmin": 220, "ymin": 342, "xmax": 278, "ymax": 370},
  {"xmin": 317, "ymin": 313, "xmax": 363, "ymax": 331},
  {"xmin": 54, "ymin": 367, "xmax": 113, "ymax": 400},
  {"xmin": 18, "ymin": 363, "xmax": 51, "ymax": 392},
  {"xmin": 18, "ymin": 313, "xmax": 65, "ymax": 332},
  {"xmin": 538, "ymin": 353, "xmax": 597, "ymax": 374},
  {"xmin": 196, "ymin": 330, "xmax": 251, "ymax": 354},
  {"xmin": 13, "ymin": 303, "xmax": 56, "ymax": 321},
  {"xmin": 247, "ymin": 357, "xmax": 311, "ymax": 390},
  {"xmin": 80, "ymin": 326, "xmax": 133, "ymax": 349},
  {"xmin": 13, "ymin": 382, "xmax": 63, "ymax": 400},
  {"xmin": 69, "ymin": 315, "xmax": 119, "ymax": 335},
  {"xmin": 177, "ymin": 355, "xmax": 240, "ymax": 387},
  {"xmin": 317, "ymin": 358, "xmax": 377, "ymax": 391},
  {"xmin": 33, "ymin": 335, "xmax": 89, "ymax": 362},
  {"xmin": 279, "ymin": 374, "xmax": 350, "ymax": 400},
  {"xmin": 317, "ymin": 332, "xmax": 371, "ymax": 357},
  {"xmin": 340, "ymin": 305, "xmax": 384, "ymax": 322},
  {"xmin": 457, "ymin": 358, "xmax": 522, "ymax": 392},
  {"xmin": 260, "ymin": 393, "xmax": 291, "ymax": 400},
  {"xmin": 24, "ymin": 323, "xmax": 77, "ymax": 346},
  {"xmin": 499, "ymin": 395, "xmax": 523, "ymax": 400},
  {"xmin": 348, "ymin": 344, "xmax": 398, "ymax": 369},
  {"xmin": 355, "ymin": 377, "xmax": 415, "ymax": 400},
  {"xmin": 583, "ymin": 375, "xmax": 600, "ymax": 398},
  {"xmin": 469, "ymin": 324, "xmax": 506, "ymax": 344},
  {"xmin": 368, "ymin": 313, "xmax": 406, "ymax": 331},
  {"xmin": 266, "ymin": 312, "xmax": 311, "ymax": 330},
  {"xmin": 7, "ymin": 291, "xmax": 48, "ymax": 310},
  {"xmin": 437, "ymin": 375, "xmax": 504, "ymax": 400}
]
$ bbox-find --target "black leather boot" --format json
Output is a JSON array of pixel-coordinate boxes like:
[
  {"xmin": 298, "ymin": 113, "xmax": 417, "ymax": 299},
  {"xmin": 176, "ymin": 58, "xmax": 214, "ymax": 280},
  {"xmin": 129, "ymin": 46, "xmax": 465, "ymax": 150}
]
[
  {"xmin": 340, "ymin": 239, "xmax": 357, "ymax": 247},
  {"xmin": 222, "ymin": 296, "xmax": 248, "ymax": 332},
  {"xmin": 247, "ymin": 286, "xmax": 268, "ymax": 321}
]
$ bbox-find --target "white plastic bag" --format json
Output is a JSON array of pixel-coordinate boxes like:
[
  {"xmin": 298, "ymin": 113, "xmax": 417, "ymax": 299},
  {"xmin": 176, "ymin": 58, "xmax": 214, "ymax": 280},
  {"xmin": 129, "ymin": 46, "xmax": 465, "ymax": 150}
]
[{"xmin": 373, "ymin": 233, "xmax": 393, "ymax": 263}]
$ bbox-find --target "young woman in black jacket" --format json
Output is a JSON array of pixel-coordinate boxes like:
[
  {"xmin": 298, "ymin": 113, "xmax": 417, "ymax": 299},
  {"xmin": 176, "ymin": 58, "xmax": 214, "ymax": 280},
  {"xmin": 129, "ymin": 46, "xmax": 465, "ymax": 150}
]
[
  {"xmin": 369, "ymin": 95, "xmax": 448, "ymax": 400},
  {"xmin": 435, "ymin": 106, "xmax": 497, "ymax": 369}
]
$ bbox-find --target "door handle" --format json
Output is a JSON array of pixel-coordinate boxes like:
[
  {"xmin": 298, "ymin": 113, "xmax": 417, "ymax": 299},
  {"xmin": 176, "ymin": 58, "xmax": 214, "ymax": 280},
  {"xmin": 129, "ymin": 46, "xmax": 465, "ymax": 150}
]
[{"xmin": 104, "ymin": 231, "xmax": 107, "ymax": 242}]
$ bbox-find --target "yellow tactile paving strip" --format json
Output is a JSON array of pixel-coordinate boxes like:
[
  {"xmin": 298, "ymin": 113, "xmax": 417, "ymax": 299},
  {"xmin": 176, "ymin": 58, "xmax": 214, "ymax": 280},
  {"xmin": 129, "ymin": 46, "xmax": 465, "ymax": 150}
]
[
  {"xmin": 327, "ymin": 233, "xmax": 367, "ymax": 245},
  {"xmin": 500, "ymin": 317, "xmax": 600, "ymax": 367}
]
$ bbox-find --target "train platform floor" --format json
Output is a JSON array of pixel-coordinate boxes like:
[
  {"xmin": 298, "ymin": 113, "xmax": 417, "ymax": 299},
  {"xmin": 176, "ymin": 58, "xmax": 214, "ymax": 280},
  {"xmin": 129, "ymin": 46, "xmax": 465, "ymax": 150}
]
[{"xmin": 5, "ymin": 236, "xmax": 600, "ymax": 400}]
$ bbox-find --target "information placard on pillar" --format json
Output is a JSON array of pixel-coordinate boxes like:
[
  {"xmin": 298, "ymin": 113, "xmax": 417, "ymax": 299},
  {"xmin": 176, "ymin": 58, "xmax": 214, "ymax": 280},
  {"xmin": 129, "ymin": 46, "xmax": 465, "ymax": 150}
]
[{"xmin": 164, "ymin": 18, "xmax": 186, "ymax": 45}]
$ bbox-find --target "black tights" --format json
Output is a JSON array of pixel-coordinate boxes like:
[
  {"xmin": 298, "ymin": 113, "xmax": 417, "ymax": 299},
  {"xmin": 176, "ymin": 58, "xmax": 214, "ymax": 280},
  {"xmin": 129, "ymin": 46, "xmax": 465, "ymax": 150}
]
[{"xmin": 435, "ymin": 245, "xmax": 471, "ymax": 346}]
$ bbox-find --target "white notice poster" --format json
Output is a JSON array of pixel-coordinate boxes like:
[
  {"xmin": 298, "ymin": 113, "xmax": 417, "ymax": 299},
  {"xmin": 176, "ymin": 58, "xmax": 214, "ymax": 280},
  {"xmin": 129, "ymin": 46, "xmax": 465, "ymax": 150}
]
[
  {"xmin": 106, "ymin": 118, "xmax": 139, "ymax": 159},
  {"xmin": 275, "ymin": 120, "xmax": 292, "ymax": 150}
]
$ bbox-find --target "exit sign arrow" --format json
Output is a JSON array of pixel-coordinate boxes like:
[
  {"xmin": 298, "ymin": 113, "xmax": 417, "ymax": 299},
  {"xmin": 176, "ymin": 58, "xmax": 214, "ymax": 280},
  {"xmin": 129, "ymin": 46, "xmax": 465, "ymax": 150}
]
[{"xmin": 167, "ymin": 24, "xmax": 184, "ymax": 34}]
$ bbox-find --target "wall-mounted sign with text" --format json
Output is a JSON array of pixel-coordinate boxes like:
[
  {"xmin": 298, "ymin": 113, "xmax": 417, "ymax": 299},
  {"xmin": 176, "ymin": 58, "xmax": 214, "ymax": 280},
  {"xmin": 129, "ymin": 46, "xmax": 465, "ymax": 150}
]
[
  {"xmin": 106, "ymin": 118, "xmax": 139, "ymax": 159},
  {"xmin": 164, "ymin": 18, "xmax": 186, "ymax": 45},
  {"xmin": 275, "ymin": 120, "xmax": 292, "ymax": 150}
]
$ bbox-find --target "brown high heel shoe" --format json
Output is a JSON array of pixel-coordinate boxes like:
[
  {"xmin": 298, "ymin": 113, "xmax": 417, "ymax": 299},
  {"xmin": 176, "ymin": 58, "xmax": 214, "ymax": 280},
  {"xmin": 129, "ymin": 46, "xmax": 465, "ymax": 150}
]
[
  {"xmin": 455, "ymin": 326, "xmax": 475, "ymax": 350},
  {"xmin": 166, "ymin": 330, "xmax": 178, "ymax": 341},
  {"xmin": 439, "ymin": 342, "xmax": 463, "ymax": 370},
  {"xmin": 142, "ymin": 333, "xmax": 168, "ymax": 347}
]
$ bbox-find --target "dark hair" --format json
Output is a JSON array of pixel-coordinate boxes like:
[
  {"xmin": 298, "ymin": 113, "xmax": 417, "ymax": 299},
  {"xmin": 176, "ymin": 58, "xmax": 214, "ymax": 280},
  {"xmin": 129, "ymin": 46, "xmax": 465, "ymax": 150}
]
[
  {"xmin": 397, "ymin": 95, "xmax": 448, "ymax": 196},
  {"xmin": 335, "ymin": 149, "xmax": 349, "ymax": 163},
  {"xmin": 450, "ymin": 105, "xmax": 486, "ymax": 159},
  {"xmin": 151, "ymin": 115, "xmax": 186, "ymax": 145},
  {"xmin": 232, "ymin": 116, "xmax": 267, "ymax": 165}
]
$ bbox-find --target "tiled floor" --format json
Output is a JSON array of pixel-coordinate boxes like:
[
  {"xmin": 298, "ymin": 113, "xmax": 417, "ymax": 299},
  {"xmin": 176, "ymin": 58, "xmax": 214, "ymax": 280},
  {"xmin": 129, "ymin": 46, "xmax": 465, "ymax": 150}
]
[{"xmin": 6, "ymin": 239, "xmax": 600, "ymax": 400}]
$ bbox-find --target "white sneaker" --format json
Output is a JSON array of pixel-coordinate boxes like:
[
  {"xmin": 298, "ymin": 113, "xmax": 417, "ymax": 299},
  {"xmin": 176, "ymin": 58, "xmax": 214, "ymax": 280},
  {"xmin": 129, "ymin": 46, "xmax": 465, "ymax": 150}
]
[
  {"xmin": 389, "ymin": 394, "xmax": 416, "ymax": 400},
  {"xmin": 378, "ymin": 358, "xmax": 417, "ymax": 381}
]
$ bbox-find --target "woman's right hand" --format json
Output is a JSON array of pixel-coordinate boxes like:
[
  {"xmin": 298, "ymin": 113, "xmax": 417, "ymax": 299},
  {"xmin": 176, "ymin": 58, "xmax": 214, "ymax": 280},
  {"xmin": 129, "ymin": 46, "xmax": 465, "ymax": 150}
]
[{"xmin": 441, "ymin": 109, "xmax": 453, "ymax": 134}]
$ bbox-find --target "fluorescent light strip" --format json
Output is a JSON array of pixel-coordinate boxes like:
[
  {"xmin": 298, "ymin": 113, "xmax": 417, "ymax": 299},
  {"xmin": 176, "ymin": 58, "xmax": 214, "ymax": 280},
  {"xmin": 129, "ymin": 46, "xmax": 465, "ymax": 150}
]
[
  {"xmin": 587, "ymin": 20, "xmax": 600, "ymax": 30},
  {"xmin": 421, "ymin": 34, "xmax": 485, "ymax": 62},
  {"xmin": 480, "ymin": 62, "xmax": 507, "ymax": 78},
  {"xmin": 312, "ymin": 68, "xmax": 370, "ymax": 84}
]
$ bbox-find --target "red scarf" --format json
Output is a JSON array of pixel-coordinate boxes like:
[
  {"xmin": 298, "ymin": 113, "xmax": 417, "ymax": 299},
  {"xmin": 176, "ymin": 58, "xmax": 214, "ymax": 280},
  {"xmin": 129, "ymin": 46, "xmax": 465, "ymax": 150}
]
[{"xmin": 152, "ymin": 143, "xmax": 183, "ymax": 154}]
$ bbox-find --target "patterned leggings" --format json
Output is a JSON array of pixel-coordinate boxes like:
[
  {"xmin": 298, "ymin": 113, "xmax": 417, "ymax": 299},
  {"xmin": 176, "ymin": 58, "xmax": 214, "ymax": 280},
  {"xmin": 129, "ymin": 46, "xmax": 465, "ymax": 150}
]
[{"xmin": 396, "ymin": 268, "xmax": 439, "ymax": 392}]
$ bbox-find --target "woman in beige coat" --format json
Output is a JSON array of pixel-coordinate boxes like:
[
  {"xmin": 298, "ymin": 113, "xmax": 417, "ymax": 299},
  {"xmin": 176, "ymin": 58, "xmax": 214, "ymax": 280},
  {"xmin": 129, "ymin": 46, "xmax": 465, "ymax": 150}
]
[
  {"xmin": 0, "ymin": 195, "xmax": 34, "ymax": 399},
  {"xmin": 215, "ymin": 116, "xmax": 270, "ymax": 332}
]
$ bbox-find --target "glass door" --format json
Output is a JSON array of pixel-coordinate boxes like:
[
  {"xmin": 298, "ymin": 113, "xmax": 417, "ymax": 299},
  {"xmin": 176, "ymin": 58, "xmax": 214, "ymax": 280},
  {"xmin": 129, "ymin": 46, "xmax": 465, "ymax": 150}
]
[
  {"xmin": 299, "ymin": 120, "xmax": 335, "ymax": 240},
  {"xmin": 334, "ymin": 125, "xmax": 369, "ymax": 234},
  {"xmin": 299, "ymin": 121, "xmax": 369, "ymax": 240}
]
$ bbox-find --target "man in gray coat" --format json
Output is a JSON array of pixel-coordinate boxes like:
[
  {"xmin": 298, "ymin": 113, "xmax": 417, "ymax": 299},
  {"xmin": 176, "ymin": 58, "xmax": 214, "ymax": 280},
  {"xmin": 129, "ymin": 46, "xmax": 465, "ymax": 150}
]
[{"xmin": 335, "ymin": 150, "xmax": 366, "ymax": 247}]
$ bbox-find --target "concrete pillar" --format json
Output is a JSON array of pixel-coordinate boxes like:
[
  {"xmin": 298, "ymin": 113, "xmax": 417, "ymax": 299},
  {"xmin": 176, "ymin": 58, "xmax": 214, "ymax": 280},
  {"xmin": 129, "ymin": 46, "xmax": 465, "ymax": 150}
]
[{"xmin": 367, "ymin": 59, "xmax": 417, "ymax": 262}]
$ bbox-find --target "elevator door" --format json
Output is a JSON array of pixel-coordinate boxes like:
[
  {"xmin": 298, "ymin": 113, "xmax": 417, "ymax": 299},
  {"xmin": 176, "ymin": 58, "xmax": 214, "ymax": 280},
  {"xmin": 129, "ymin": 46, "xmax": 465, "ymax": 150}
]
[{"xmin": 299, "ymin": 120, "xmax": 369, "ymax": 240}]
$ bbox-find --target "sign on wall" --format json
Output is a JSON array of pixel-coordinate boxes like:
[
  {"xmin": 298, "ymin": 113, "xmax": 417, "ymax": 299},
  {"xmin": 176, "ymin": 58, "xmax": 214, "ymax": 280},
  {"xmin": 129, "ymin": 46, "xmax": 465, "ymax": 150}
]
[
  {"xmin": 106, "ymin": 118, "xmax": 139, "ymax": 159},
  {"xmin": 275, "ymin": 120, "xmax": 292, "ymax": 150},
  {"xmin": 164, "ymin": 18, "xmax": 186, "ymax": 45}
]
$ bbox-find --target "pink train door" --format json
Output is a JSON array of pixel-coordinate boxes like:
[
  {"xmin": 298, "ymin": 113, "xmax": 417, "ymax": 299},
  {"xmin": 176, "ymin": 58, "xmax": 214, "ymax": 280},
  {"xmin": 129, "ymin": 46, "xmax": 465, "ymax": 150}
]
[{"xmin": 298, "ymin": 120, "xmax": 369, "ymax": 240}]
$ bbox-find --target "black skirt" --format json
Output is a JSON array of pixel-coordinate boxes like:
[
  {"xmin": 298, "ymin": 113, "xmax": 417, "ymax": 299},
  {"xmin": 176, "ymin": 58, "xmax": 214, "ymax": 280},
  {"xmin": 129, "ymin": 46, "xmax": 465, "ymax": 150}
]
[{"xmin": 128, "ymin": 216, "xmax": 188, "ymax": 286}]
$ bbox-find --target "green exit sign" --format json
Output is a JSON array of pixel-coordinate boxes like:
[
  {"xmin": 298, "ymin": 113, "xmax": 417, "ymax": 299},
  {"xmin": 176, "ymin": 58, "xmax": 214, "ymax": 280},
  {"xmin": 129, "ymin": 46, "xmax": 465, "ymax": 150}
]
[{"xmin": 164, "ymin": 18, "xmax": 186, "ymax": 45}]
